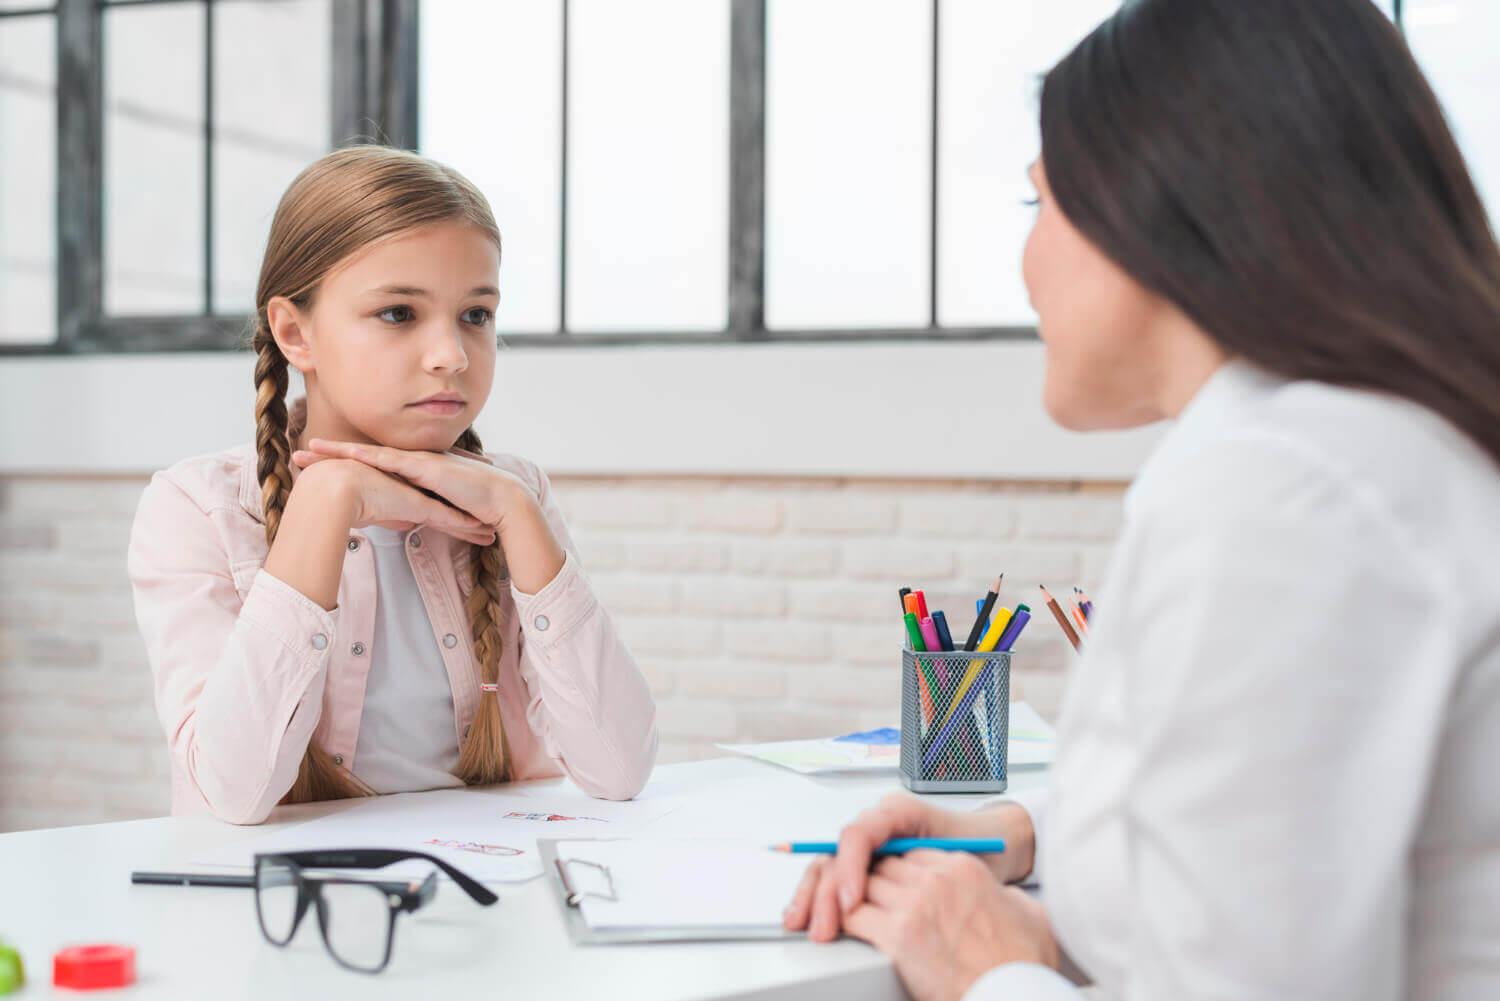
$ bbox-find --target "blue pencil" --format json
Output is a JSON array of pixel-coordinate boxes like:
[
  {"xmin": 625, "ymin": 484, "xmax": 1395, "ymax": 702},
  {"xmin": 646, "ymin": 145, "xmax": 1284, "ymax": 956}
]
[{"xmin": 771, "ymin": 838, "xmax": 1006, "ymax": 855}]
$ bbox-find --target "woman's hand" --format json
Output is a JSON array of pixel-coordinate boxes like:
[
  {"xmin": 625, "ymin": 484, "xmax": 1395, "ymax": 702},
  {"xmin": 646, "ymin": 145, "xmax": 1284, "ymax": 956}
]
[
  {"xmin": 784, "ymin": 793, "xmax": 1036, "ymax": 943},
  {"xmin": 294, "ymin": 438, "xmax": 534, "ymax": 531},
  {"xmin": 845, "ymin": 850, "xmax": 1060, "ymax": 1001}
]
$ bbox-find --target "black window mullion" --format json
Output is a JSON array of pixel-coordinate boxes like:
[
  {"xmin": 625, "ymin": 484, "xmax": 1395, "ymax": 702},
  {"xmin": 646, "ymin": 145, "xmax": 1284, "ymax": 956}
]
[
  {"xmin": 928, "ymin": 0, "xmax": 939, "ymax": 329},
  {"xmin": 203, "ymin": 0, "xmax": 213, "ymax": 315},
  {"xmin": 558, "ymin": 0, "xmax": 569, "ymax": 335},
  {"xmin": 378, "ymin": 0, "xmax": 418, "ymax": 150},
  {"xmin": 728, "ymin": 0, "xmax": 765, "ymax": 340},
  {"xmin": 330, "ymin": 0, "xmax": 368, "ymax": 147},
  {"xmin": 55, "ymin": 0, "xmax": 102, "ymax": 348}
]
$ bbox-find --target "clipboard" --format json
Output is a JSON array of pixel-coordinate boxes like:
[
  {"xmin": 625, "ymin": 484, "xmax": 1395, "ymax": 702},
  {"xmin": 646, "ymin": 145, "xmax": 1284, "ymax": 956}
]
[{"xmin": 539, "ymin": 839, "xmax": 805, "ymax": 945}]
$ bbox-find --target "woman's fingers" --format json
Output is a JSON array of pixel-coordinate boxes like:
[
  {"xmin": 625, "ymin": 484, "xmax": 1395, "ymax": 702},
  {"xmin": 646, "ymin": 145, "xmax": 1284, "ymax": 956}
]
[
  {"xmin": 831, "ymin": 811, "xmax": 893, "ymax": 917},
  {"xmin": 864, "ymin": 872, "xmax": 908, "ymax": 909},
  {"xmin": 871, "ymin": 854, "xmax": 921, "ymax": 883},
  {"xmin": 833, "ymin": 795, "xmax": 933, "ymax": 916},
  {"xmin": 784, "ymin": 858, "xmax": 825, "ymax": 930},
  {"xmin": 809, "ymin": 862, "xmax": 845, "ymax": 942},
  {"xmin": 841, "ymin": 902, "xmax": 894, "ymax": 952}
]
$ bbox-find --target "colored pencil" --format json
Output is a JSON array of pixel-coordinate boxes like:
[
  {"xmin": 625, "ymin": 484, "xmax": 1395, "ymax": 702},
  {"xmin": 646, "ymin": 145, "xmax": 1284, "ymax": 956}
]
[
  {"xmin": 1039, "ymin": 585, "xmax": 1082, "ymax": 652},
  {"xmin": 962, "ymin": 575, "xmax": 1004, "ymax": 651},
  {"xmin": 772, "ymin": 838, "xmax": 1007, "ymax": 856}
]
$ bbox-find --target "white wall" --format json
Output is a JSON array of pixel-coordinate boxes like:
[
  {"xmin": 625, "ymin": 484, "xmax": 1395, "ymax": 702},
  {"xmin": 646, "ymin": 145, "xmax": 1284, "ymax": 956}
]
[{"xmin": 0, "ymin": 341, "xmax": 1163, "ymax": 479}]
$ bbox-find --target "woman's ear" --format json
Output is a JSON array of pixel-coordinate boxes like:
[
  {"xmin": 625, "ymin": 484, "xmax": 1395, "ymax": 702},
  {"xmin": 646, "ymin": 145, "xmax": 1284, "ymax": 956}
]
[{"xmin": 266, "ymin": 296, "xmax": 315, "ymax": 373}]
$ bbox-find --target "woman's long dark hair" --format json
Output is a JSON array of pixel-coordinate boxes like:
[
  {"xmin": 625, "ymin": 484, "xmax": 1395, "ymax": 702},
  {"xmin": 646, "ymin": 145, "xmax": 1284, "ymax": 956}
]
[{"xmin": 1040, "ymin": 0, "xmax": 1500, "ymax": 465}]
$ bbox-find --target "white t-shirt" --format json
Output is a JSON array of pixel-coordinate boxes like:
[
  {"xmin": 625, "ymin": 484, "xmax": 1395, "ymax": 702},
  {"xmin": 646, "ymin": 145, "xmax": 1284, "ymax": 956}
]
[{"xmin": 350, "ymin": 525, "xmax": 465, "ymax": 794}]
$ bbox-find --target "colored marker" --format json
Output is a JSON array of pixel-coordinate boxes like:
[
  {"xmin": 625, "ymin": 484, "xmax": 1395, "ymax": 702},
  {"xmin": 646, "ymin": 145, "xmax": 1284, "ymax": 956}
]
[
  {"xmin": 994, "ymin": 606, "xmax": 1032, "ymax": 652},
  {"xmin": 930, "ymin": 610, "xmax": 956, "ymax": 652},
  {"xmin": 918, "ymin": 616, "xmax": 945, "ymax": 683},
  {"xmin": 904, "ymin": 611, "xmax": 937, "ymax": 725}
]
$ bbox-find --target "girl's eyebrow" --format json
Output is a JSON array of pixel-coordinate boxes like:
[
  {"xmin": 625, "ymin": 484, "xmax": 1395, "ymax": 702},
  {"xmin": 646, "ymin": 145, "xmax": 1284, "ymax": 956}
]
[{"xmin": 364, "ymin": 284, "xmax": 500, "ymax": 298}]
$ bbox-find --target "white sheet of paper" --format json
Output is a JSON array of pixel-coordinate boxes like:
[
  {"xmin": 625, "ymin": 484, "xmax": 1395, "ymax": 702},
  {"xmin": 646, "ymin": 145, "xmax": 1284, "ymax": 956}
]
[
  {"xmin": 193, "ymin": 787, "xmax": 682, "ymax": 884},
  {"xmin": 1006, "ymin": 701, "xmax": 1058, "ymax": 766},
  {"xmin": 557, "ymin": 839, "xmax": 813, "ymax": 931},
  {"xmin": 715, "ymin": 700, "xmax": 1056, "ymax": 774}
]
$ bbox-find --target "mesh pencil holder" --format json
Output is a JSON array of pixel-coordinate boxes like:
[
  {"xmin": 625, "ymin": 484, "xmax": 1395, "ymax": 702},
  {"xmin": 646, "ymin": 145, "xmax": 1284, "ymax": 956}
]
[{"xmin": 899, "ymin": 645, "xmax": 1009, "ymax": 793}]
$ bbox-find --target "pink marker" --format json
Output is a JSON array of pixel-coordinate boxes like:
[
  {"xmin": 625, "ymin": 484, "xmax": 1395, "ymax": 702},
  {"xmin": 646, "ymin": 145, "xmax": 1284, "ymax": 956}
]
[{"xmin": 919, "ymin": 616, "xmax": 948, "ymax": 684}]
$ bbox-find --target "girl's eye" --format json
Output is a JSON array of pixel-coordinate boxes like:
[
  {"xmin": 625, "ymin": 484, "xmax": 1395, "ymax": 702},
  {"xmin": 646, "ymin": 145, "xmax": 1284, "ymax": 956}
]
[
  {"xmin": 1021, "ymin": 196, "xmax": 1041, "ymax": 208},
  {"xmin": 462, "ymin": 307, "xmax": 493, "ymax": 326},
  {"xmin": 377, "ymin": 305, "xmax": 414, "ymax": 324}
]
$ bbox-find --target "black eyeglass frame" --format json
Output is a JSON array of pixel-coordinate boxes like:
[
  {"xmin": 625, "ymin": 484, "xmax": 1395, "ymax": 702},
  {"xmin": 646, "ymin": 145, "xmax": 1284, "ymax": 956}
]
[{"xmin": 253, "ymin": 848, "xmax": 498, "ymax": 974}]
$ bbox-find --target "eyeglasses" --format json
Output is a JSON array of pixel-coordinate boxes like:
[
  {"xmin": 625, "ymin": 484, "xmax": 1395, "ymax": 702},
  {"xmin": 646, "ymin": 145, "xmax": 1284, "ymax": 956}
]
[{"xmin": 253, "ymin": 849, "xmax": 497, "ymax": 973}]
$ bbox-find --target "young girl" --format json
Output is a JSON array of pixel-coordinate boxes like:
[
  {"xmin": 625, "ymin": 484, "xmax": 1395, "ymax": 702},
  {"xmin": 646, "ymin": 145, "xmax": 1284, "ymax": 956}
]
[{"xmin": 127, "ymin": 146, "xmax": 658, "ymax": 825}]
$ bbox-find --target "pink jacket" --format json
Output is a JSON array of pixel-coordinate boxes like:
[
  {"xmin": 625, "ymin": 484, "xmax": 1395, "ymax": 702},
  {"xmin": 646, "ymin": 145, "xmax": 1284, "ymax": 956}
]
[{"xmin": 127, "ymin": 439, "xmax": 658, "ymax": 825}]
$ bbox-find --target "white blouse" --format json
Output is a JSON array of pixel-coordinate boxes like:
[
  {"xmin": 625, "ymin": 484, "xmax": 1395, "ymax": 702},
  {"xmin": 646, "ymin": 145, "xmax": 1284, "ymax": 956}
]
[{"xmin": 969, "ymin": 361, "xmax": 1500, "ymax": 1000}]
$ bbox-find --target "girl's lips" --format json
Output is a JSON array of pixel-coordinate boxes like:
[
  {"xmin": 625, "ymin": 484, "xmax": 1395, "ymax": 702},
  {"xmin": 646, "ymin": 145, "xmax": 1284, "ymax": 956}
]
[{"xmin": 409, "ymin": 400, "xmax": 464, "ymax": 415}]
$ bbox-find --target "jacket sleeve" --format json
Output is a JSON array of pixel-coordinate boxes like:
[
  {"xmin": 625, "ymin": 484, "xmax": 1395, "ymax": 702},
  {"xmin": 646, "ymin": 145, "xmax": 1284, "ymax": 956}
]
[
  {"xmin": 127, "ymin": 471, "xmax": 337, "ymax": 824},
  {"xmin": 508, "ymin": 463, "xmax": 659, "ymax": 800}
]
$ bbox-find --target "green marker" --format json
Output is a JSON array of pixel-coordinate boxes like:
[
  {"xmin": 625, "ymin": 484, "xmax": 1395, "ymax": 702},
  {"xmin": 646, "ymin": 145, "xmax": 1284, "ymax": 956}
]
[{"xmin": 905, "ymin": 612, "xmax": 964, "ymax": 773}]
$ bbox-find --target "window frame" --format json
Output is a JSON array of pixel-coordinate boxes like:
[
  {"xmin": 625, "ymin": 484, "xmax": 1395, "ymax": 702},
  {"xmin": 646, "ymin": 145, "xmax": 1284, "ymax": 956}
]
[{"xmin": 2, "ymin": 0, "xmax": 1412, "ymax": 356}]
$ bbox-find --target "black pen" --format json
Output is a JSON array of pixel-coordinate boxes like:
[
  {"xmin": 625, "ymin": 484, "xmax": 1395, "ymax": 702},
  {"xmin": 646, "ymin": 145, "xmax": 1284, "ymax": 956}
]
[{"xmin": 131, "ymin": 871, "xmax": 254, "ymax": 888}]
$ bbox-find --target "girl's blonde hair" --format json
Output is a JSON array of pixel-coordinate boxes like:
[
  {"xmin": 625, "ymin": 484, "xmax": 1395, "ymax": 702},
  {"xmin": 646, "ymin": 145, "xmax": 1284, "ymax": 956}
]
[{"xmin": 251, "ymin": 144, "xmax": 512, "ymax": 803}]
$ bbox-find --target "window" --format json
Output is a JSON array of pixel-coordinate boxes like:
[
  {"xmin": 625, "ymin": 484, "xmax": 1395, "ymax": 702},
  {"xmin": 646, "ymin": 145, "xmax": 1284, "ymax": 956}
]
[
  {"xmin": 422, "ymin": 0, "xmax": 1121, "ymax": 343},
  {"xmin": 1401, "ymin": 0, "xmax": 1500, "ymax": 220},
  {"xmin": 0, "ymin": 0, "xmax": 407, "ymax": 354},
  {"xmin": 8, "ymin": 0, "xmax": 1490, "ymax": 355},
  {"xmin": 0, "ymin": 3, "xmax": 56, "ymax": 345}
]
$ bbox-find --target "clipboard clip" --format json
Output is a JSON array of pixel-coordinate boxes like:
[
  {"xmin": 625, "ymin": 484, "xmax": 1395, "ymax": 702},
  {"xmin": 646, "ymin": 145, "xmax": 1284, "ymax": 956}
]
[{"xmin": 554, "ymin": 857, "xmax": 618, "ymax": 907}]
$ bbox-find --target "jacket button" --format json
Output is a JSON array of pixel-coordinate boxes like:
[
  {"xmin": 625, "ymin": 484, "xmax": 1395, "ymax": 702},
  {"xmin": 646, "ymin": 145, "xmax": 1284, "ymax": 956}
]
[
  {"xmin": 409, "ymin": 534, "xmax": 422, "ymax": 549},
  {"xmin": 333, "ymin": 754, "xmax": 344, "ymax": 766},
  {"xmin": 347, "ymin": 539, "xmax": 360, "ymax": 552},
  {"xmin": 442, "ymin": 633, "xmax": 458, "ymax": 649},
  {"xmin": 351, "ymin": 641, "xmax": 366, "ymax": 656},
  {"xmin": 311, "ymin": 633, "xmax": 328, "ymax": 650},
  {"xmin": 534, "ymin": 615, "xmax": 550, "ymax": 632}
]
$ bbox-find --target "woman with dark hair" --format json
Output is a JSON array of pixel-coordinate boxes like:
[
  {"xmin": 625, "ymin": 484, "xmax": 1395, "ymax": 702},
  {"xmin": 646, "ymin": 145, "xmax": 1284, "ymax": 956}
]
[{"xmin": 784, "ymin": 1, "xmax": 1500, "ymax": 998}]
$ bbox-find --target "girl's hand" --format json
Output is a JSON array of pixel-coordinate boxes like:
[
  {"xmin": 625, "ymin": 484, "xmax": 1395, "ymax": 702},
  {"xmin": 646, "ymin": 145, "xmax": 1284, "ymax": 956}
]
[
  {"xmin": 294, "ymin": 438, "xmax": 535, "ymax": 531},
  {"xmin": 292, "ymin": 456, "xmax": 497, "ymax": 548},
  {"xmin": 784, "ymin": 793, "xmax": 1035, "ymax": 943},
  {"xmin": 296, "ymin": 438, "xmax": 567, "ymax": 595},
  {"xmin": 845, "ymin": 851, "xmax": 1060, "ymax": 1001}
]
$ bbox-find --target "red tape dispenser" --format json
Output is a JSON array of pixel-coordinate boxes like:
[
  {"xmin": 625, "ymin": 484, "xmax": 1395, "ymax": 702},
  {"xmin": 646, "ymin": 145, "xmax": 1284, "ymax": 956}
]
[{"xmin": 53, "ymin": 944, "xmax": 135, "ymax": 991}]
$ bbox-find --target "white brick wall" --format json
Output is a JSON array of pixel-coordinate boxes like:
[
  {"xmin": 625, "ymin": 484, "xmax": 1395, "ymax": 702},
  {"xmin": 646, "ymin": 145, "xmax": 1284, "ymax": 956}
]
[{"xmin": 0, "ymin": 472, "xmax": 1124, "ymax": 833}]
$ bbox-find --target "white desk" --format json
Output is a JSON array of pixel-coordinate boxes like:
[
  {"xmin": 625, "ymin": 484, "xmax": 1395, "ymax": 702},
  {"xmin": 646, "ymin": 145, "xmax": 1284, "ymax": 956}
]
[{"xmin": 1, "ymin": 756, "xmax": 1048, "ymax": 1001}]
